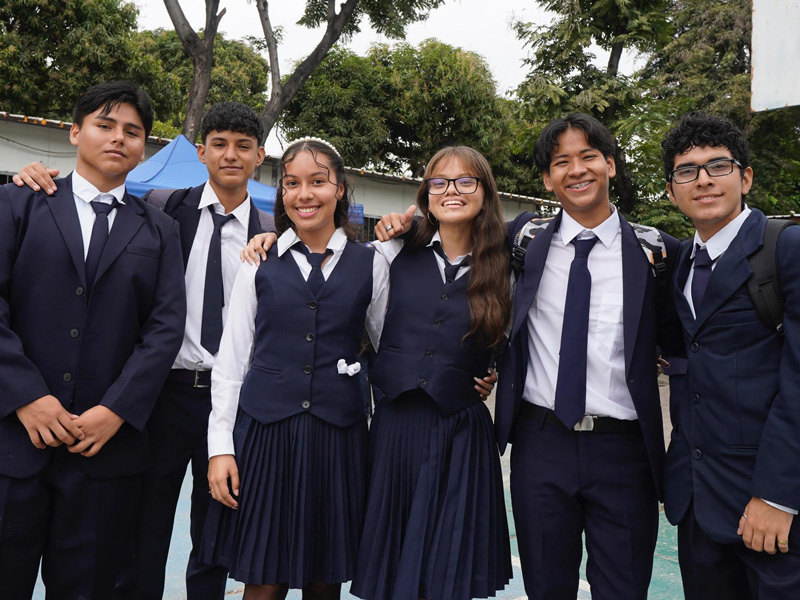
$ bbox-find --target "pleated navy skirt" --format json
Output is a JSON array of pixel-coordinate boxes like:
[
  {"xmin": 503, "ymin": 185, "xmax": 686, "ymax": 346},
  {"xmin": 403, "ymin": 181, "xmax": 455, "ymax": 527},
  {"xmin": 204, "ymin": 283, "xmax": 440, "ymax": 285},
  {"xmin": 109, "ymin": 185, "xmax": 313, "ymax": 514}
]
[
  {"xmin": 200, "ymin": 408, "xmax": 368, "ymax": 587},
  {"xmin": 351, "ymin": 390, "xmax": 512, "ymax": 600}
]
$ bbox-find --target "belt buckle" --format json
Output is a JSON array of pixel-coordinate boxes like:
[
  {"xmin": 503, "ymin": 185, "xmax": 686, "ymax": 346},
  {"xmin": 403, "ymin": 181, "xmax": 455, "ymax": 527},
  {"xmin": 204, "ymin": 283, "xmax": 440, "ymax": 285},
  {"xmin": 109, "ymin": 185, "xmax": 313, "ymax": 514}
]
[
  {"xmin": 573, "ymin": 415, "xmax": 596, "ymax": 432},
  {"xmin": 193, "ymin": 369, "xmax": 210, "ymax": 389}
]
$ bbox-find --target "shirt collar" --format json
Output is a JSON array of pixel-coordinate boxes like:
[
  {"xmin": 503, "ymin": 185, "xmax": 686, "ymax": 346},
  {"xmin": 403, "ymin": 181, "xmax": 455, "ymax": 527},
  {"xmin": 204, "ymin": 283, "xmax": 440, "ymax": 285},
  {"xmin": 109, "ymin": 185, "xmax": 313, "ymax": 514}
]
[
  {"xmin": 425, "ymin": 230, "xmax": 472, "ymax": 263},
  {"xmin": 558, "ymin": 204, "xmax": 620, "ymax": 248},
  {"xmin": 691, "ymin": 205, "xmax": 751, "ymax": 261},
  {"xmin": 199, "ymin": 182, "xmax": 251, "ymax": 228},
  {"xmin": 277, "ymin": 227, "xmax": 348, "ymax": 257},
  {"xmin": 71, "ymin": 171, "xmax": 126, "ymax": 205}
]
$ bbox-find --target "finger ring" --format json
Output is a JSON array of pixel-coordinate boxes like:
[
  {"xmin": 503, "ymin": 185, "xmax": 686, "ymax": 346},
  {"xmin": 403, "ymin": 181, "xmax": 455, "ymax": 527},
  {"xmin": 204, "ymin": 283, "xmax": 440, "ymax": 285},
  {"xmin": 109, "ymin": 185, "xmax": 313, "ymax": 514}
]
[
  {"xmin": 208, "ymin": 489, "xmax": 212, "ymax": 494},
  {"xmin": 778, "ymin": 539, "xmax": 789, "ymax": 545},
  {"xmin": 742, "ymin": 513, "xmax": 748, "ymax": 519},
  {"xmin": 385, "ymin": 225, "xmax": 394, "ymax": 232}
]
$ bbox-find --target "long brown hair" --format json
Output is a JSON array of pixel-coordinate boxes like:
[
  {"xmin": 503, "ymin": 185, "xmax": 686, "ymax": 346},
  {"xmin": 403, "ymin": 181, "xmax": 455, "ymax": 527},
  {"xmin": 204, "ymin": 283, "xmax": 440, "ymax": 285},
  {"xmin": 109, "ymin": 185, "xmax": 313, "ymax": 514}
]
[
  {"xmin": 273, "ymin": 139, "xmax": 359, "ymax": 240},
  {"xmin": 411, "ymin": 146, "xmax": 511, "ymax": 347}
]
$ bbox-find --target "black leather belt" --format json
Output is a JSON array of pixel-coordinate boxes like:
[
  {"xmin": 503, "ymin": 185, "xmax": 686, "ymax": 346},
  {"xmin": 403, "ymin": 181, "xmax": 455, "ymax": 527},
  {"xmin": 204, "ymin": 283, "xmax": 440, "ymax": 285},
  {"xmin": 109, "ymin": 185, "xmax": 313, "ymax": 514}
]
[
  {"xmin": 520, "ymin": 403, "xmax": 640, "ymax": 434},
  {"xmin": 168, "ymin": 369, "xmax": 211, "ymax": 388}
]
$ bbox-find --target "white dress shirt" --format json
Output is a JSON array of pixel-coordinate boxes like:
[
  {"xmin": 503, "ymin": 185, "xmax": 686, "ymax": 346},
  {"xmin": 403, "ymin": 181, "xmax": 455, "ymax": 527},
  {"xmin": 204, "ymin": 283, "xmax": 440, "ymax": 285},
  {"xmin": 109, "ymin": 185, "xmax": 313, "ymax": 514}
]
[
  {"xmin": 71, "ymin": 171, "xmax": 126, "ymax": 258},
  {"xmin": 372, "ymin": 231, "xmax": 471, "ymax": 280},
  {"xmin": 523, "ymin": 206, "xmax": 637, "ymax": 420},
  {"xmin": 208, "ymin": 228, "xmax": 390, "ymax": 457},
  {"xmin": 682, "ymin": 205, "xmax": 795, "ymax": 515},
  {"xmin": 173, "ymin": 184, "xmax": 251, "ymax": 371}
]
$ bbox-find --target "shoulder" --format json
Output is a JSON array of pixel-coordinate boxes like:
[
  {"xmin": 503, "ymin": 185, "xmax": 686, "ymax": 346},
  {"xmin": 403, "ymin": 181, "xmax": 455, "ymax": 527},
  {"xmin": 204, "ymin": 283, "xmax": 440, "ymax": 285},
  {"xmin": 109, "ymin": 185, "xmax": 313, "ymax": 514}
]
[{"xmin": 127, "ymin": 193, "xmax": 177, "ymax": 229}]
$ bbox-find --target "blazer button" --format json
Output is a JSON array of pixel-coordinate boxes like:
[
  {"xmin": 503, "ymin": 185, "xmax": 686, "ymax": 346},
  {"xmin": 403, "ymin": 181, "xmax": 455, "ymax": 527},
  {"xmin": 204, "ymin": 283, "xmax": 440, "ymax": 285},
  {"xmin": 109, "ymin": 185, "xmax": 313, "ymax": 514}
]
[
  {"xmin": 308, "ymin": 301, "xmax": 318, "ymax": 310},
  {"xmin": 690, "ymin": 342, "xmax": 700, "ymax": 352},
  {"xmin": 419, "ymin": 378, "xmax": 428, "ymax": 385},
  {"xmin": 303, "ymin": 365, "xmax": 312, "ymax": 374},
  {"xmin": 305, "ymin": 333, "xmax": 314, "ymax": 342},
  {"xmin": 692, "ymin": 393, "xmax": 700, "ymax": 404},
  {"xmin": 692, "ymin": 449, "xmax": 702, "ymax": 460},
  {"xmin": 69, "ymin": 329, "xmax": 80, "ymax": 338},
  {"xmin": 301, "ymin": 400, "xmax": 311, "ymax": 410},
  {"xmin": 433, "ymin": 319, "xmax": 443, "ymax": 326},
  {"xmin": 75, "ymin": 287, "xmax": 84, "ymax": 296},
  {"xmin": 441, "ymin": 294, "xmax": 449, "ymax": 300},
  {"xmin": 425, "ymin": 350, "xmax": 434, "ymax": 357},
  {"xmin": 63, "ymin": 373, "xmax": 72, "ymax": 382}
]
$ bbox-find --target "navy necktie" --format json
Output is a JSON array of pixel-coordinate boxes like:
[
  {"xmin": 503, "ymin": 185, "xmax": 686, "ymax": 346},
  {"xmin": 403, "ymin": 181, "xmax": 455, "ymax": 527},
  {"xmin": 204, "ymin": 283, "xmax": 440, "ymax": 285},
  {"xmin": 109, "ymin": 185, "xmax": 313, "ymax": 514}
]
[
  {"xmin": 85, "ymin": 195, "xmax": 119, "ymax": 294},
  {"xmin": 432, "ymin": 242, "xmax": 470, "ymax": 283},
  {"xmin": 691, "ymin": 245, "xmax": 713, "ymax": 314},
  {"xmin": 294, "ymin": 243, "xmax": 333, "ymax": 296},
  {"xmin": 201, "ymin": 206, "xmax": 236, "ymax": 355},
  {"xmin": 554, "ymin": 235, "xmax": 599, "ymax": 429}
]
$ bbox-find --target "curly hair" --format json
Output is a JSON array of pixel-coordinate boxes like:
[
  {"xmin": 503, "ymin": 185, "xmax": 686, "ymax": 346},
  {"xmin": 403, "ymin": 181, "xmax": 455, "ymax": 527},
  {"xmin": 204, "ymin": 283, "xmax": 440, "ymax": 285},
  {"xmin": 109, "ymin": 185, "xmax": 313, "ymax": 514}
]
[
  {"xmin": 412, "ymin": 146, "xmax": 511, "ymax": 348},
  {"xmin": 273, "ymin": 139, "xmax": 359, "ymax": 240},
  {"xmin": 200, "ymin": 102, "xmax": 264, "ymax": 145},
  {"xmin": 661, "ymin": 112, "xmax": 750, "ymax": 181}
]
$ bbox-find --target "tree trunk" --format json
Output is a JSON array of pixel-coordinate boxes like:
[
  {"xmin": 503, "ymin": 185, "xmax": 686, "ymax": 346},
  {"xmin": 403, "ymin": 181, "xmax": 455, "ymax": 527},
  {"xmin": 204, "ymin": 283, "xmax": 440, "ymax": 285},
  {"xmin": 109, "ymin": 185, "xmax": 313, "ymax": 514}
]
[
  {"xmin": 182, "ymin": 53, "xmax": 212, "ymax": 142},
  {"xmin": 613, "ymin": 145, "xmax": 636, "ymax": 214}
]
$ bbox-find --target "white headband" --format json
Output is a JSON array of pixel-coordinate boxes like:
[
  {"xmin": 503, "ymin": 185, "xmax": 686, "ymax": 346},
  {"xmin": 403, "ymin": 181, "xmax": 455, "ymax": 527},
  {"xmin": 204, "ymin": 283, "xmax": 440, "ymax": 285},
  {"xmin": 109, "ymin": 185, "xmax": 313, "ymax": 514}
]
[{"xmin": 287, "ymin": 136, "xmax": 341, "ymax": 158}]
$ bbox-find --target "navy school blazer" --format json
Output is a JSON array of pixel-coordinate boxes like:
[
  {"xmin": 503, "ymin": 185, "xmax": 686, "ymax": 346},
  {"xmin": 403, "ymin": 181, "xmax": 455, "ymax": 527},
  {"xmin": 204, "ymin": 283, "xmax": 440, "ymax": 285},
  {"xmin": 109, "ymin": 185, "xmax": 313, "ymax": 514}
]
[
  {"xmin": 494, "ymin": 209, "xmax": 683, "ymax": 501},
  {"xmin": 0, "ymin": 176, "xmax": 186, "ymax": 480}
]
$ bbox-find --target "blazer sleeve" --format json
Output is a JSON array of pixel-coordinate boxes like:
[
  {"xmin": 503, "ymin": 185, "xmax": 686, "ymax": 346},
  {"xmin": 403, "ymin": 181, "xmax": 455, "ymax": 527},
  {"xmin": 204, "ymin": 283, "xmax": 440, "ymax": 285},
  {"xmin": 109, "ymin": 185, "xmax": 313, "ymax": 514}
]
[
  {"xmin": 0, "ymin": 186, "xmax": 51, "ymax": 419},
  {"xmin": 98, "ymin": 216, "xmax": 187, "ymax": 431},
  {"xmin": 656, "ymin": 231, "xmax": 686, "ymax": 359},
  {"xmin": 751, "ymin": 225, "xmax": 800, "ymax": 509}
]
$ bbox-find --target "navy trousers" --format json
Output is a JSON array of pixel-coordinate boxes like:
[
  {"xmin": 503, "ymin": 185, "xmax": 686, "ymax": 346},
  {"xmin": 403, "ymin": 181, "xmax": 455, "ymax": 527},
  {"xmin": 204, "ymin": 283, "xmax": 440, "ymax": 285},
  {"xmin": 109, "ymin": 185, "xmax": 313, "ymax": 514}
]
[
  {"xmin": 678, "ymin": 503, "xmax": 800, "ymax": 600},
  {"xmin": 510, "ymin": 409, "xmax": 658, "ymax": 600},
  {"xmin": 115, "ymin": 377, "xmax": 227, "ymax": 600},
  {"xmin": 0, "ymin": 449, "xmax": 142, "ymax": 600}
]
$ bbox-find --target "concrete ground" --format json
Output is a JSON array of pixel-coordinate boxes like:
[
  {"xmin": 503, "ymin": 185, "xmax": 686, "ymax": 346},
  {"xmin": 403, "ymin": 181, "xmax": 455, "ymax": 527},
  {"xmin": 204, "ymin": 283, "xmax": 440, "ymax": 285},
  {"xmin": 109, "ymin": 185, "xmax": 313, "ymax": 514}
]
[{"xmin": 34, "ymin": 376, "xmax": 682, "ymax": 599}]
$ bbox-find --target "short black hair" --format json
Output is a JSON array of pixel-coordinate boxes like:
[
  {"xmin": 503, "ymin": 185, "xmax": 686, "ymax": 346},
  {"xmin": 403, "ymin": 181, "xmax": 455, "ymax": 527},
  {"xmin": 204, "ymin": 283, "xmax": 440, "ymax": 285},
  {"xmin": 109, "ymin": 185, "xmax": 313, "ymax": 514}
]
[
  {"xmin": 661, "ymin": 112, "xmax": 750, "ymax": 181},
  {"xmin": 200, "ymin": 102, "xmax": 265, "ymax": 145},
  {"xmin": 72, "ymin": 81, "xmax": 153, "ymax": 139},
  {"xmin": 533, "ymin": 113, "xmax": 617, "ymax": 174}
]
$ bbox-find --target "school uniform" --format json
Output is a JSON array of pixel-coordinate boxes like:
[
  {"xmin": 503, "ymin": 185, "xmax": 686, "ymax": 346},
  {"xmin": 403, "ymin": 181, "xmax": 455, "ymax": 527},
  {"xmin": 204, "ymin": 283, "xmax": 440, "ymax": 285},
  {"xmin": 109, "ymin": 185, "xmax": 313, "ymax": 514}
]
[
  {"xmin": 495, "ymin": 207, "xmax": 682, "ymax": 600},
  {"xmin": 351, "ymin": 234, "xmax": 512, "ymax": 600},
  {"xmin": 0, "ymin": 174, "xmax": 186, "ymax": 599},
  {"xmin": 115, "ymin": 183, "xmax": 273, "ymax": 600},
  {"xmin": 200, "ymin": 227, "xmax": 389, "ymax": 588},
  {"xmin": 664, "ymin": 207, "xmax": 800, "ymax": 599}
]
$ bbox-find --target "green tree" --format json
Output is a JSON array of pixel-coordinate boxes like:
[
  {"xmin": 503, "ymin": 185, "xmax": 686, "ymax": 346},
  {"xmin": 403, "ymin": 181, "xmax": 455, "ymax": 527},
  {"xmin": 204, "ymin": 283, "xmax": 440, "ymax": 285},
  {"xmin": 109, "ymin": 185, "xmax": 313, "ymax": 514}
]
[
  {"xmin": 514, "ymin": 0, "xmax": 671, "ymax": 213},
  {"xmin": 280, "ymin": 41, "xmax": 515, "ymax": 181},
  {"xmin": 0, "ymin": 0, "xmax": 152, "ymax": 118}
]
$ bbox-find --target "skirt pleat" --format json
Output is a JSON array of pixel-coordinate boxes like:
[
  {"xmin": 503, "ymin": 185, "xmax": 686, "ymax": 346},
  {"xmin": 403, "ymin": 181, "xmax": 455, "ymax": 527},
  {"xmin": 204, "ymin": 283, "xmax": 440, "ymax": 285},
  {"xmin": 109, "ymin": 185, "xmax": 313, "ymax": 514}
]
[
  {"xmin": 200, "ymin": 409, "xmax": 368, "ymax": 587},
  {"xmin": 351, "ymin": 391, "xmax": 512, "ymax": 600}
]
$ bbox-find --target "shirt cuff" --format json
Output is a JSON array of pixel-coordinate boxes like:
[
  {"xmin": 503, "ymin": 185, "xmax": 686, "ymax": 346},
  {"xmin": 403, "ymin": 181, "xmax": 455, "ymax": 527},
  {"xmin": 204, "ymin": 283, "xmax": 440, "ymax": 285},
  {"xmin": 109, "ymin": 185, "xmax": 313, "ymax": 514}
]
[
  {"xmin": 208, "ymin": 430, "xmax": 235, "ymax": 458},
  {"xmin": 763, "ymin": 499, "xmax": 799, "ymax": 515}
]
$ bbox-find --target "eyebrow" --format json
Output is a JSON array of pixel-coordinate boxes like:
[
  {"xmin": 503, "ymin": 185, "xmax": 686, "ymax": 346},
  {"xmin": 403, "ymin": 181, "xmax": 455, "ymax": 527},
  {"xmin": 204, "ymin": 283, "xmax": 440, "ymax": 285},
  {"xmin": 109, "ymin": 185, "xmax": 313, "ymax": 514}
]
[
  {"xmin": 94, "ymin": 115, "xmax": 144, "ymax": 132},
  {"xmin": 550, "ymin": 148, "xmax": 596, "ymax": 161},
  {"xmin": 284, "ymin": 171, "xmax": 329, "ymax": 178},
  {"xmin": 209, "ymin": 135, "xmax": 254, "ymax": 144},
  {"xmin": 673, "ymin": 156, "xmax": 731, "ymax": 169}
]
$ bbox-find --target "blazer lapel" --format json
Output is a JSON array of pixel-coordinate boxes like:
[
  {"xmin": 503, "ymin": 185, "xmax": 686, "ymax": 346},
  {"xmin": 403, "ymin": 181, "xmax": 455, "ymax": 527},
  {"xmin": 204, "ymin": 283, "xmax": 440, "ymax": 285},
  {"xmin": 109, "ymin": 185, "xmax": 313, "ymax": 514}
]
[
  {"xmin": 673, "ymin": 240, "xmax": 696, "ymax": 335},
  {"xmin": 620, "ymin": 216, "xmax": 648, "ymax": 374},
  {"xmin": 511, "ymin": 211, "xmax": 561, "ymax": 338},
  {"xmin": 46, "ymin": 177, "xmax": 86, "ymax": 286},
  {"xmin": 247, "ymin": 198, "xmax": 264, "ymax": 238},
  {"xmin": 93, "ymin": 193, "xmax": 145, "ymax": 284},
  {"xmin": 173, "ymin": 184, "xmax": 204, "ymax": 268}
]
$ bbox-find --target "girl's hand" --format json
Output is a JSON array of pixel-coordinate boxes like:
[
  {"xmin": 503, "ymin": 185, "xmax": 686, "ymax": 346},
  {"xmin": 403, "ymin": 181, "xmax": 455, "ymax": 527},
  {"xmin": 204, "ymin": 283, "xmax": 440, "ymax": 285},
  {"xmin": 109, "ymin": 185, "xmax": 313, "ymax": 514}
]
[
  {"xmin": 241, "ymin": 232, "xmax": 278, "ymax": 264},
  {"xmin": 13, "ymin": 163, "xmax": 60, "ymax": 195},
  {"xmin": 375, "ymin": 205, "xmax": 416, "ymax": 241},
  {"xmin": 208, "ymin": 454, "xmax": 240, "ymax": 509},
  {"xmin": 474, "ymin": 368, "xmax": 498, "ymax": 400}
]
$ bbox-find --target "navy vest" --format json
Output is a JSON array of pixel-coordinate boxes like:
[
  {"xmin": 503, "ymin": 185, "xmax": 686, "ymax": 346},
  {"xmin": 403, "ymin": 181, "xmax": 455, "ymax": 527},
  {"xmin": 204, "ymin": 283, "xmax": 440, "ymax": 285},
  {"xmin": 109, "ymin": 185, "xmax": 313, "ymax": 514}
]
[
  {"xmin": 372, "ymin": 246, "xmax": 491, "ymax": 415},
  {"xmin": 238, "ymin": 240, "xmax": 374, "ymax": 427}
]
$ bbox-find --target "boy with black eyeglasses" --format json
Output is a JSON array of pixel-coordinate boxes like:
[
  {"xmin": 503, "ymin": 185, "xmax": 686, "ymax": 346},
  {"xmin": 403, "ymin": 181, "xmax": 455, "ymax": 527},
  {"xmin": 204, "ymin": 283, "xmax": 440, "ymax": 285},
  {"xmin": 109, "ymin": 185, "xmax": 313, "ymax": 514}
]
[{"xmin": 662, "ymin": 111, "xmax": 800, "ymax": 600}]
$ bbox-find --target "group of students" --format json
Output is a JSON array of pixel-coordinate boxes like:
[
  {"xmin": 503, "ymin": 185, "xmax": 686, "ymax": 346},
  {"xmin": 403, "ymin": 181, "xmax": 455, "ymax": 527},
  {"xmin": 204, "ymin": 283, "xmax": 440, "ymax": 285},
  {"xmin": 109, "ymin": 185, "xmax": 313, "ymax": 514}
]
[{"xmin": 0, "ymin": 78, "xmax": 798, "ymax": 600}]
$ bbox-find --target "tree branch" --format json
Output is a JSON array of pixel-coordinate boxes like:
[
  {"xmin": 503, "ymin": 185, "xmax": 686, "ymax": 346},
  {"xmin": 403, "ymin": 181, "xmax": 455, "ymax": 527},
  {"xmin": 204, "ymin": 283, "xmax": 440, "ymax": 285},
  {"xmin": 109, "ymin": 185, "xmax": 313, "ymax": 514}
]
[{"xmin": 255, "ymin": 0, "xmax": 283, "ymax": 101}]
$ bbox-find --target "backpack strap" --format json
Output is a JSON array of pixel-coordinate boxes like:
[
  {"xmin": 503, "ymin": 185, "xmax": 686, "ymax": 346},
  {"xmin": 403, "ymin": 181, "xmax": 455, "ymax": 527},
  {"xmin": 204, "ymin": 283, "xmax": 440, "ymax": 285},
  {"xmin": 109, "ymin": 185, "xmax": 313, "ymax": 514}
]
[
  {"xmin": 746, "ymin": 219, "xmax": 797, "ymax": 336},
  {"xmin": 141, "ymin": 188, "xmax": 178, "ymax": 211},
  {"xmin": 510, "ymin": 217, "xmax": 554, "ymax": 273},
  {"xmin": 256, "ymin": 209, "xmax": 276, "ymax": 233},
  {"xmin": 628, "ymin": 222, "xmax": 669, "ymax": 287}
]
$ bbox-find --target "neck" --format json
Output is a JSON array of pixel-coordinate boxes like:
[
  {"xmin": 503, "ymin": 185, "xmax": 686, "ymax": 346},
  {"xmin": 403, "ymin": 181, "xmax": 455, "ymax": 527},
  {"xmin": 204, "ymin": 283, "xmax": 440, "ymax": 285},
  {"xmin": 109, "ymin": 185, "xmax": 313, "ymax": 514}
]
[
  {"xmin": 74, "ymin": 165, "xmax": 125, "ymax": 193},
  {"xmin": 208, "ymin": 180, "xmax": 249, "ymax": 214},
  {"xmin": 297, "ymin": 224, "xmax": 336, "ymax": 254},
  {"xmin": 565, "ymin": 201, "xmax": 613, "ymax": 230},
  {"xmin": 437, "ymin": 222, "xmax": 473, "ymax": 262}
]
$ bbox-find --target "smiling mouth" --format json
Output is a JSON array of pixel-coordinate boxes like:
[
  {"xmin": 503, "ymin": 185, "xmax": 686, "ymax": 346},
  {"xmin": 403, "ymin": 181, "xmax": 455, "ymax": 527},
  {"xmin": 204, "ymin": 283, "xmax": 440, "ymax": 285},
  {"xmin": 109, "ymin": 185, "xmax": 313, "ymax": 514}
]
[
  {"xmin": 566, "ymin": 181, "xmax": 592, "ymax": 191},
  {"xmin": 296, "ymin": 206, "xmax": 320, "ymax": 214},
  {"xmin": 442, "ymin": 199, "xmax": 466, "ymax": 207},
  {"xmin": 694, "ymin": 194, "xmax": 721, "ymax": 201}
]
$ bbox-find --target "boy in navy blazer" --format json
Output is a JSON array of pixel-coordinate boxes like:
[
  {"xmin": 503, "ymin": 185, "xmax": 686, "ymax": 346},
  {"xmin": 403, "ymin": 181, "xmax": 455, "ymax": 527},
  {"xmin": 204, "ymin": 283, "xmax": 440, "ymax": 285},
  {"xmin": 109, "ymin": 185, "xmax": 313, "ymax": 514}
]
[
  {"xmin": 16, "ymin": 102, "xmax": 273, "ymax": 600},
  {"xmin": 0, "ymin": 81, "xmax": 186, "ymax": 598},
  {"xmin": 495, "ymin": 113, "xmax": 682, "ymax": 600},
  {"xmin": 662, "ymin": 112, "xmax": 800, "ymax": 599}
]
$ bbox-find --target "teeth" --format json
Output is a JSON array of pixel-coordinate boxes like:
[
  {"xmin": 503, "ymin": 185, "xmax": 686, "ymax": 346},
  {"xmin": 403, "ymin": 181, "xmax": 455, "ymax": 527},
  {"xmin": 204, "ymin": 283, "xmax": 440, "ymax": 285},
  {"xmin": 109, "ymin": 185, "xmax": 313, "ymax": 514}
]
[
  {"xmin": 567, "ymin": 182, "xmax": 591, "ymax": 190},
  {"xmin": 297, "ymin": 207, "xmax": 318, "ymax": 213},
  {"xmin": 443, "ymin": 201, "xmax": 464, "ymax": 206}
]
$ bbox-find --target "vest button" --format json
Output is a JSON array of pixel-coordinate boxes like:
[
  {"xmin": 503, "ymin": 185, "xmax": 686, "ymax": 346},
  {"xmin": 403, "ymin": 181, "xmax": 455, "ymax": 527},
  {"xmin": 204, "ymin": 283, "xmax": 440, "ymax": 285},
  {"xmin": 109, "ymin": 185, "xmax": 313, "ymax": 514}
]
[
  {"xmin": 301, "ymin": 400, "xmax": 311, "ymax": 410},
  {"xmin": 303, "ymin": 365, "xmax": 312, "ymax": 374},
  {"xmin": 308, "ymin": 301, "xmax": 318, "ymax": 310},
  {"xmin": 419, "ymin": 378, "xmax": 428, "ymax": 385},
  {"xmin": 690, "ymin": 342, "xmax": 700, "ymax": 352},
  {"xmin": 692, "ymin": 449, "xmax": 702, "ymax": 460},
  {"xmin": 425, "ymin": 350, "xmax": 434, "ymax": 357},
  {"xmin": 441, "ymin": 294, "xmax": 448, "ymax": 300},
  {"xmin": 433, "ymin": 319, "xmax": 443, "ymax": 326},
  {"xmin": 75, "ymin": 287, "xmax": 84, "ymax": 296},
  {"xmin": 63, "ymin": 373, "xmax": 73, "ymax": 382},
  {"xmin": 693, "ymin": 393, "xmax": 700, "ymax": 404},
  {"xmin": 305, "ymin": 333, "xmax": 314, "ymax": 342},
  {"xmin": 69, "ymin": 329, "xmax": 79, "ymax": 338}
]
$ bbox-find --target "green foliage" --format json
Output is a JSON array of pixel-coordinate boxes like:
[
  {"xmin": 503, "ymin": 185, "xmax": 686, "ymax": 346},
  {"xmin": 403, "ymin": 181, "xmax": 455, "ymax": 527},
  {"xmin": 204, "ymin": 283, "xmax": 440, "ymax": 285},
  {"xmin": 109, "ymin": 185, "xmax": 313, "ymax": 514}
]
[
  {"xmin": 280, "ymin": 40, "xmax": 514, "ymax": 180},
  {"xmin": 0, "ymin": 0, "xmax": 146, "ymax": 118},
  {"xmin": 132, "ymin": 29, "xmax": 269, "ymax": 136}
]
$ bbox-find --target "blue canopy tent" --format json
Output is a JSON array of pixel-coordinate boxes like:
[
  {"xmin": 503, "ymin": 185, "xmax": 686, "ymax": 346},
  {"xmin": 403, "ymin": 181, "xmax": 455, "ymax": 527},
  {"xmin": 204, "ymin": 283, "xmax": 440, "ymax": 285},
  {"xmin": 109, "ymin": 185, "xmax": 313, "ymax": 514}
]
[{"xmin": 126, "ymin": 135, "xmax": 276, "ymax": 213}]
